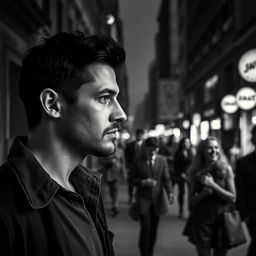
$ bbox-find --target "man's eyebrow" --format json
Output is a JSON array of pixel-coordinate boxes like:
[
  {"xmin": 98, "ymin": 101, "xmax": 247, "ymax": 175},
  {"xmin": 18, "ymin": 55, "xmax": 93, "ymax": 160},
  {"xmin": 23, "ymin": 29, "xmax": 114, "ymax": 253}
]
[{"xmin": 97, "ymin": 88, "xmax": 119, "ymax": 95}]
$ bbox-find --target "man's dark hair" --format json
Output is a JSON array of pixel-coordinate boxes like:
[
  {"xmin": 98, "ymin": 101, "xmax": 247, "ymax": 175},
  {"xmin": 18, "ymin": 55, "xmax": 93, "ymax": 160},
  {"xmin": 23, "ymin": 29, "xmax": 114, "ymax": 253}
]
[
  {"xmin": 19, "ymin": 32, "xmax": 126, "ymax": 129},
  {"xmin": 145, "ymin": 137, "xmax": 159, "ymax": 148},
  {"xmin": 135, "ymin": 129, "xmax": 144, "ymax": 136}
]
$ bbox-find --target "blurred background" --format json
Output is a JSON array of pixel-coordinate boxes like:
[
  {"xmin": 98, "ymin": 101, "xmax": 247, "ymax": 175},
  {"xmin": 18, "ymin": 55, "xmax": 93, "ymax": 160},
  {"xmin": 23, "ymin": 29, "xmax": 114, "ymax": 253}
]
[{"xmin": 0, "ymin": 1, "xmax": 255, "ymax": 255}]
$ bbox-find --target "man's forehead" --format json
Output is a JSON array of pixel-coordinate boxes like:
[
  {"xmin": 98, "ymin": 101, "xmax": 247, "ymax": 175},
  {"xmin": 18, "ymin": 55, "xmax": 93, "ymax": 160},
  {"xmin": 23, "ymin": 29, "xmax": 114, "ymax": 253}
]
[
  {"xmin": 86, "ymin": 63, "xmax": 115, "ymax": 78},
  {"xmin": 78, "ymin": 63, "xmax": 119, "ymax": 95}
]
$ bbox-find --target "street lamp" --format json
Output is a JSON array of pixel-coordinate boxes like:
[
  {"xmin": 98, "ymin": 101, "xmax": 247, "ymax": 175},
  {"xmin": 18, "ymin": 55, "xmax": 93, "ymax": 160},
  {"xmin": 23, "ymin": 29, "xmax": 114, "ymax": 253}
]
[{"xmin": 106, "ymin": 14, "xmax": 115, "ymax": 25}]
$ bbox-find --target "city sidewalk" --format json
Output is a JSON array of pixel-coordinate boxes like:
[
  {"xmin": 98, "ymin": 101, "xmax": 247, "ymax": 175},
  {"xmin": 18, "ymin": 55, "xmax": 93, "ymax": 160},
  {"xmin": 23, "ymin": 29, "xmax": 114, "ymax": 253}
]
[{"xmin": 104, "ymin": 183, "xmax": 249, "ymax": 256}]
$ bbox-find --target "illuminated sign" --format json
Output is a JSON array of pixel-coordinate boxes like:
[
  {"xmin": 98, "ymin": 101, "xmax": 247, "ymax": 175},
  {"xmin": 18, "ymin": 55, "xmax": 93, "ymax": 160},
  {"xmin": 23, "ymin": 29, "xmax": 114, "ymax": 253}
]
[
  {"xmin": 236, "ymin": 87, "xmax": 256, "ymax": 110},
  {"xmin": 192, "ymin": 113, "xmax": 201, "ymax": 127},
  {"xmin": 238, "ymin": 49, "xmax": 256, "ymax": 82},
  {"xmin": 203, "ymin": 108, "xmax": 215, "ymax": 118},
  {"xmin": 182, "ymin": 120, "xmax": 190, "ymax": 129},
  {"xmin": 221, "ymin": 94, "xmax": 238, "ymax": 114}
]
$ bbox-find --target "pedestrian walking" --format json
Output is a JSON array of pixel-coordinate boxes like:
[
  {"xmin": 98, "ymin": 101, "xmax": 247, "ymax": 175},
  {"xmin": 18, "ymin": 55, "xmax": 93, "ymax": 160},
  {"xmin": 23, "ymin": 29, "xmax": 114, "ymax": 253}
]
[
  {"xmin": 124, "ymin": 128, "xmax": 144, "ymax": 204},
  {"xmin": 0, "ymin": 32, "xmax": 127, "ymax": 256},
  {"xmin": 158, "ymin": 134, "xmax": 178, "ymax": 184},
  {"xmin": 173, "ymin": 137, "xmax": 194, "ymax": 218},
  {"xmin": 131, "ymin": 136, "xmax": 175, "ymax": 256},
  {"xmin": 183, "ymin": 136, "xmax": 236, "ymax": 256},
  {"xmin": 235, "ymin": 125, "xmax": 256, "ymax": 256},
  {"xmin": 99, "ymin": 140, "xmax": 127, "ymax": 217}
]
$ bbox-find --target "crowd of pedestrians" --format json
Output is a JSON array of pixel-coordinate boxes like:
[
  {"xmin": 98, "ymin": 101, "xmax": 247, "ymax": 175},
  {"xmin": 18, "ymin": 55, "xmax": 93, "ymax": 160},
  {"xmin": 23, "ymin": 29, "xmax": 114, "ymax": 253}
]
[{"xmin": 98, "ymin": 127, "xmax": 256, "ymax": 256}]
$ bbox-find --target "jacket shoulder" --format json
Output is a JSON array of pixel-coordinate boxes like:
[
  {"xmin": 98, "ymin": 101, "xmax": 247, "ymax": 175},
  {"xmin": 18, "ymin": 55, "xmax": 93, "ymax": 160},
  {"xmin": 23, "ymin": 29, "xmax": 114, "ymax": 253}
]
[
  {"xmin": 0, "ymin": 163, "xmax": 27, "ymax": 214},
  {"xmin": 0, "ymin": 163, "xmax": 13, "ymax": 187},
  {"xmin": 156, "ymin": 154, "xmax": 168, "ymax": 163},
  {"xmin": 237, "ymin": 152, "xmax": 255, "ymax": 164}
]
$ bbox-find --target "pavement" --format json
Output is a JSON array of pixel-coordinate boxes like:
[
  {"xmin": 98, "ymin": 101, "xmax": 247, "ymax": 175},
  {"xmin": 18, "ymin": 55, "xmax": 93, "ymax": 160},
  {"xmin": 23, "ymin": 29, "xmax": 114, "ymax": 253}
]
[{"xmin": 103, "ymin": 183, "xmax": 249, "ymax": 256}]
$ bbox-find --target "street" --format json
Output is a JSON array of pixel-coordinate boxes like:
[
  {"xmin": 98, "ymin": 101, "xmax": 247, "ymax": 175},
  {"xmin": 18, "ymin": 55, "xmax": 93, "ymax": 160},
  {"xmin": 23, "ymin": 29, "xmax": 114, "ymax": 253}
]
[{"xmin": 104, "ymin": 183, "xmax": 249, "ymax": 256}]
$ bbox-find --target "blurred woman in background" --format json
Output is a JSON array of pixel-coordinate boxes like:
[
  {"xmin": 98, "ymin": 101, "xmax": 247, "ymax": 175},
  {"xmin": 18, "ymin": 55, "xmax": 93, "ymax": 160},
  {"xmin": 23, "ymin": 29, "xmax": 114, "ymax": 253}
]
[
  {"xmin": 173, "ymin": 137, "xmax": 194, "ymax": 218},
  {"xmin": 183, "ymin": 136, "xmax": 236, "ymax": 256}
]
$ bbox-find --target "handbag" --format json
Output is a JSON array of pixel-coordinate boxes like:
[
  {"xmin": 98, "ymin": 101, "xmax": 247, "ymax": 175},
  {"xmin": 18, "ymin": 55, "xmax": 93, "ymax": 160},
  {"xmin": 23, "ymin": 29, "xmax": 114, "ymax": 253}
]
[
  {"xmin": 128, "ymin": 202, "xmax": 140, "ymax": 221},
  {"xmin": 221, "ymin": 206, "xmax": 247, "ymax": 248}
]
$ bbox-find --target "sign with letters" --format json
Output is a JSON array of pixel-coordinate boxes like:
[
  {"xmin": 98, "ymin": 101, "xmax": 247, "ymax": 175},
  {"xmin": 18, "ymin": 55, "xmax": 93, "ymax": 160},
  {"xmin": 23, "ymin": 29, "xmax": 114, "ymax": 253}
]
[
  {"xmin": 236, "ymin": 87, "xmax": 256, "ymax": 110},
  {"xmin": 221, "ymin": 89, "xmax": 256, "ymax": 112},
  {"xmin": 221, "ymin": 94, "xmax": 238, "ymax": 114},
  {"xmin": 238, "ymin": 49, "xmax": 256, "ymax": 82}
]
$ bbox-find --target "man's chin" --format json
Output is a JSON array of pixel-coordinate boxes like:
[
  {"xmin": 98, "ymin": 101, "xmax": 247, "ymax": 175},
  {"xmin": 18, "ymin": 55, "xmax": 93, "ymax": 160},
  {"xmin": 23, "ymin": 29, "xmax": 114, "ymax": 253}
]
[{"xmin": 95, "ymin": 145, "xmax": 116, "ymax": 157}]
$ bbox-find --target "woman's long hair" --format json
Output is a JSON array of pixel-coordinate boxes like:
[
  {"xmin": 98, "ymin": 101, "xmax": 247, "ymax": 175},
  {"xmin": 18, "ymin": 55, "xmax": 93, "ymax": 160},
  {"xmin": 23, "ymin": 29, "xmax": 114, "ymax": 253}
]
[
  {"xmin": 176, "ymin": 137, "xmax": 191, "ymax": 153},
  {"xmin": 188, "ymin": 136, "xmax": 228, "ymax": 178}
]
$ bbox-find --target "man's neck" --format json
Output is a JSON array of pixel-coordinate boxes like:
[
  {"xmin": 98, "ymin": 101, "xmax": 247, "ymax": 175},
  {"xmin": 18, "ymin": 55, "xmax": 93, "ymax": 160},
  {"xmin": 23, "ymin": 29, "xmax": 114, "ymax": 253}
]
[{"xmin": 27, "ymin": 129, "xmax": 82, "ymax": 192}]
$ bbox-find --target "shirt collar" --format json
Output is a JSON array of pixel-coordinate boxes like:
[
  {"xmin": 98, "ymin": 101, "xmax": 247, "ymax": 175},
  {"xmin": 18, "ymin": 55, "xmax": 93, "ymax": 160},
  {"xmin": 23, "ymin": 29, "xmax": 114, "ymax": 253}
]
[{"xmin": 7, "ymin": 136, "xmax": 102, "ymax": 209}]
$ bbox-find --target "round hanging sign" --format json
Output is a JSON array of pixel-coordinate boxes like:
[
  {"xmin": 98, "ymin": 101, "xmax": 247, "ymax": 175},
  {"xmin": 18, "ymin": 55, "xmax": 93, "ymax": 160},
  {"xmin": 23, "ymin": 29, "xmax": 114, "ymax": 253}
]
[
  {"xmin": 221, "ymin": 94, "xmax": 238, "ymax": 114},
  {"xmin": 236, "ymin": 87, "xmax": 256, "ymax": 110},
  {"xmin": 238, "ymin": 49, "xmax": 256, "ymax": 82}
]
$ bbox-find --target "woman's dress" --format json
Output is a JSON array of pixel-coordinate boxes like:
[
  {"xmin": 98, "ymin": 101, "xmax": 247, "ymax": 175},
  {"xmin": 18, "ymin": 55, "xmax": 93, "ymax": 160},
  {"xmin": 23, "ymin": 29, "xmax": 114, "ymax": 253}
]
[{"xmin": 183, "ymin": 162, "xmax": 231, "ymax": 249}]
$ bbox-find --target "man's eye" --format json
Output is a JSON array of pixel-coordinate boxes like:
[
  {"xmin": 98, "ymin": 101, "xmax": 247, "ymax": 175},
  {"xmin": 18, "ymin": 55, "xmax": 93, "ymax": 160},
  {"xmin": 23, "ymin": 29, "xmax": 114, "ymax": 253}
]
[{"xmin": 99, "ymin": 96, "xmax": 111, "ymax": 104}]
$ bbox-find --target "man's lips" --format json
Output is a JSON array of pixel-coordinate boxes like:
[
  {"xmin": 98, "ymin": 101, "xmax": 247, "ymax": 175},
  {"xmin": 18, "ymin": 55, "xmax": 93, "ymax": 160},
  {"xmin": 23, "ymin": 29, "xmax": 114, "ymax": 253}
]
[
  {"xmin": 104, "ymin": 128, "xmax": 119, "ymax": 139},
  {"xmin": 105, "ymin": 128, "xmax": 119, "ymax": 134}
]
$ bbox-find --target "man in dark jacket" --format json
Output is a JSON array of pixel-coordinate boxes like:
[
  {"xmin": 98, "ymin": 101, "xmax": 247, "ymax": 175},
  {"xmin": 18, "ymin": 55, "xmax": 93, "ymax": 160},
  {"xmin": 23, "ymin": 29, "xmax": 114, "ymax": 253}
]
[
  {"xmin": 0, "ymin": 32, "xmax": 127, "ymax": 256},
  {"xmin": 235, "ymin": 125, "xmax": 256, "ymax": 256},
  {"xmin": 125, "ymin": 128, "xmax": 144, "ymax": 203},
  {"xmin": 132, "ymin": 137, "xmax": 175, "ymax": 256}
]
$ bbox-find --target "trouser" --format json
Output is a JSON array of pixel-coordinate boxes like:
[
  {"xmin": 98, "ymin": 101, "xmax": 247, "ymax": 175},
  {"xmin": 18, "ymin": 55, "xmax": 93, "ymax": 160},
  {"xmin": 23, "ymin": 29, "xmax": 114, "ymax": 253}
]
[
  {"xmin": 176, "ymin": 180, "xmax": 186, "ymax": 212},
  {"xmin": 139, "ymin": 205, "xmax": 160, "ymax": 256},
  {"xmin": 247, "ymin": 217, "xmax": 256, "ymax": 256},
  {"xmin": 107, "ymin": 180, "xmax": 118, "ymax": 208},
  {"xmin": 127, "ymin": 171, "xmax": 134, "ymax": 199}
]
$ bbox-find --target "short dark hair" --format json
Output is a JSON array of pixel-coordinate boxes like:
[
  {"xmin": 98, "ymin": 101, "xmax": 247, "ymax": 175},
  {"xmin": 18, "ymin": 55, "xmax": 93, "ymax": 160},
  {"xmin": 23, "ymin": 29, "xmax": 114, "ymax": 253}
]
[
  {"xmin": 19, "ymin": 32, "xmax": 126, "ymax": 129},
  {"xmin": 251, "ymin": 125, "xmax": 256, "ymax": 136},
  {"xmin": 145, "ymin": 137, "xmax": 159, "ymax": 148},
  {"xmin": 136, "ymin": 129, "xmax": 144, "ymax": 136}
]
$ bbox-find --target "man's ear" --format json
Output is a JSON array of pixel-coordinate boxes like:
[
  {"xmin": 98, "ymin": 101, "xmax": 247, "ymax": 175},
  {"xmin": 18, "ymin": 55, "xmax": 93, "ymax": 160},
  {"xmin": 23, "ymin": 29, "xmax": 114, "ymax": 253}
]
[{"xmin": 40, "ymin": 88, "xmax": 62, "ymax": 118}]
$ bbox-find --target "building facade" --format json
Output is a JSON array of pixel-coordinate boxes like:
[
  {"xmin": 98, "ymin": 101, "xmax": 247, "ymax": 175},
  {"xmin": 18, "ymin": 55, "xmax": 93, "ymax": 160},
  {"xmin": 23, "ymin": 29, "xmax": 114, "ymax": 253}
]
[
  {"xmin": 148, "ymin": 0, "xmax": 180, "ymax": 129},
  {"xmin": 179, "ymin": 0, "xmax": 256, "ymax": 157}
]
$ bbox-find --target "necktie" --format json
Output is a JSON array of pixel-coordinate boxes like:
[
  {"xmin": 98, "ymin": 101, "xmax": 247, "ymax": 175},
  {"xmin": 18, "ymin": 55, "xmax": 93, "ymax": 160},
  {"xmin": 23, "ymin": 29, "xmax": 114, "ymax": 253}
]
[
  {"xmin": 135, "ymin": 142, "xmax": 140, "ymax": 155},
  {"xmin": 149, "ymin": 158, "xmax": 153, "ymax": 169},
  {"xmin": 149, "ymin": 158, "xmax": 153, "ymax": 176}
]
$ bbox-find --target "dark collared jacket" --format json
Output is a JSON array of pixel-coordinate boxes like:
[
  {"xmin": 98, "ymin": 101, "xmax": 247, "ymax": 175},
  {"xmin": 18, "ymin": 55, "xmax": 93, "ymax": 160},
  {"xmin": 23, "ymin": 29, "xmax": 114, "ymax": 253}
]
[
  {"xmin": 235, "ymin": 152, "xmax": 256, "ymax": 221},
  {"xmin": 0, "ymin": 137, "xmax": 115, "ymax": 256}
]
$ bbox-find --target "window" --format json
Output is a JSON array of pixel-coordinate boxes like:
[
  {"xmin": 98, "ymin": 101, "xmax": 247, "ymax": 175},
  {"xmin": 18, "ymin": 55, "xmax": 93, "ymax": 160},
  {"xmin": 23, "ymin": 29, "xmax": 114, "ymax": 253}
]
[{"xmin": 204, "ymin": 75, "xmax": 218, "ymax": 103}]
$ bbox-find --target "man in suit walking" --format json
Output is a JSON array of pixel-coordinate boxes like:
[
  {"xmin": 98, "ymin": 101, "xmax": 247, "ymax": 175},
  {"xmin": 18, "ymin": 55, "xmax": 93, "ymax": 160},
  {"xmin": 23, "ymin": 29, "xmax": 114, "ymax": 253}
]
[
  {"xmin": 125, "ymin": 129, "xmax": 144, "ymax": 204},
  {"xmin": 236, "ymin": 125, "xmax": 256, "ymax": 256},
  {"xmin": 132, "ymin": 137, "xmax": 175, "ymax": 256}
]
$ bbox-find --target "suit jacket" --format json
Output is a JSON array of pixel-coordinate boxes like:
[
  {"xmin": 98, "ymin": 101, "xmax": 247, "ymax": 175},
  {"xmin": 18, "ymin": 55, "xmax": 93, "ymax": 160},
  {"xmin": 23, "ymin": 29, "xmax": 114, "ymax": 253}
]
[
  {"xmin": 235, "ymin": 152, "xmax": 256, "ymax": 220},
  {"xmin": 132, "ymin": 154, "xmax": 172, "ymax": 216},
  {"xmin": 125, "ymin": 140, "xmax": 142, "ymax": 169}
]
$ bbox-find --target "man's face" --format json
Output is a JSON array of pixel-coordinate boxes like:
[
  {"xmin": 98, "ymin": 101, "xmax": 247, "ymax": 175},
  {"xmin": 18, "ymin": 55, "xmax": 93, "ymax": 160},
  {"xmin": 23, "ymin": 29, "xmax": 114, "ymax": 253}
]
[
  {"xmin": 58, "ymin": 63, "xmax": 127, "ymax": 157},
  {"xmin": 146, "ymin": 146, "xmax": 158, "ymax": 159},
  {"xmin": 136, "ymin": 133, "xmax": 143, "ymax": 142}
]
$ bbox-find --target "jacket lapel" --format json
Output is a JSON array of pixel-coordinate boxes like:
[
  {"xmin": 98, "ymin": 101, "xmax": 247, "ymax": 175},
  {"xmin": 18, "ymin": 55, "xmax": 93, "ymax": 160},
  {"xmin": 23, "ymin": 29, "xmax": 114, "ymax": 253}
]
[{"xmin": 151, "ymin": 155, "xmax": 160, "ymax": 178}]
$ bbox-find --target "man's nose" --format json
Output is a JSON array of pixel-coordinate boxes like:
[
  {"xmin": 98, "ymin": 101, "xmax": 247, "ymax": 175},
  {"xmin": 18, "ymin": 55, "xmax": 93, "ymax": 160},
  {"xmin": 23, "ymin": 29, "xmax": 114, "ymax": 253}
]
[{"xmin": 110, "ymin": 101, "xmax": 127, "ymax": 123}]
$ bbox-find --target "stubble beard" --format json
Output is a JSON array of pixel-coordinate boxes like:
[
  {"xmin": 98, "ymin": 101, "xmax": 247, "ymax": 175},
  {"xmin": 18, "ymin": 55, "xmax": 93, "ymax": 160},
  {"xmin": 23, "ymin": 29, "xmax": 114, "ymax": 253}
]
[{"xmin": 81, "ymin": 123, "xmax": 117, "ymax": 157}]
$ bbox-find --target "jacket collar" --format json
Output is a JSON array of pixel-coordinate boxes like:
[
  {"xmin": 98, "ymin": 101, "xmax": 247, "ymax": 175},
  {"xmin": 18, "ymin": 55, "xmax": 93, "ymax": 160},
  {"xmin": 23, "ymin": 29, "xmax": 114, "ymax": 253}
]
[{"xmin": 7, "ymin": 136, "xmax": 102, "ymax": 210}]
